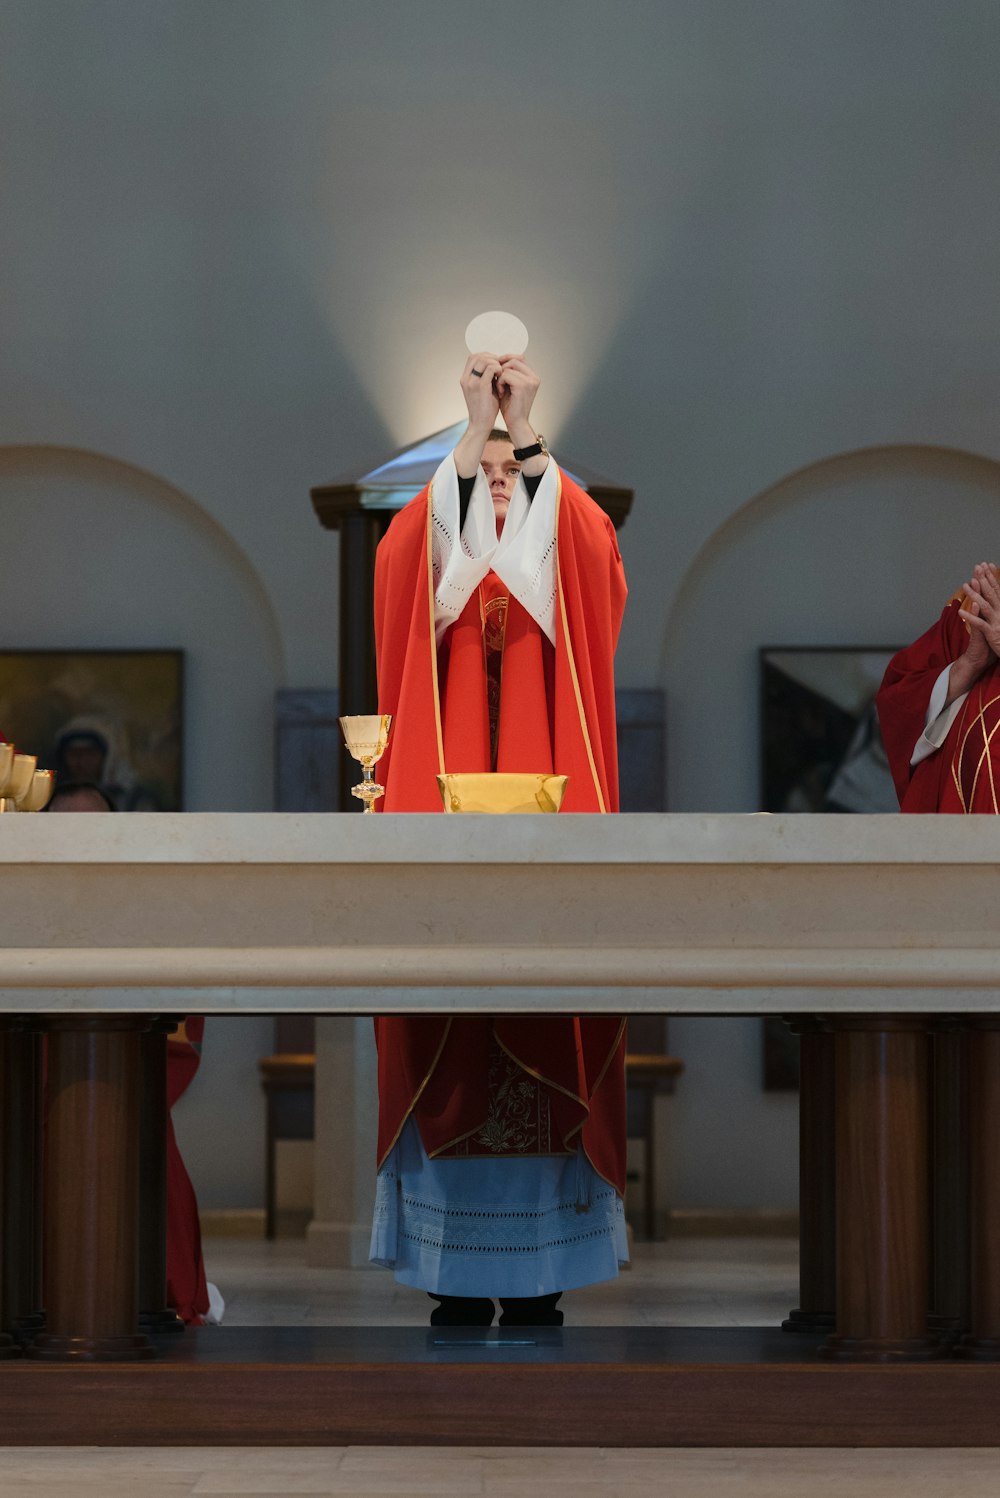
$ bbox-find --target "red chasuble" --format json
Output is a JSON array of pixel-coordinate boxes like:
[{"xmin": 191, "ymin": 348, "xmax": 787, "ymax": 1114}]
[
  {"xmin": 372, "ymin": 467, "xmax": 629, "ymax": 1194},
  {"xmin": 877, "ymin": 591, "xmax": 1000, "ymax": 814}
]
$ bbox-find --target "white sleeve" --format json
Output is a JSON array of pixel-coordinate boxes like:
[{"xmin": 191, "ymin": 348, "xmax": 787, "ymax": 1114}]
[
  {"xmin": 491, "ymin": 459, "xmax": 559, "ymax": 645},
  {"xmin": 429, "ymin": 454, "xmax": 560, "ymax": 647},
  {"xmin": 910, "ymin": 665, "xmax": 968, "ymax": 766},
  {"xmin": 430, "ymin": 456, "xmax": 496, "ymax": 644}
]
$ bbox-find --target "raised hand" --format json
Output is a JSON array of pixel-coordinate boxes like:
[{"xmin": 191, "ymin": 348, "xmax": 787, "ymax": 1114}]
[
  {"xmin": 496, "ymin": 355, "xmax": 541, "ymax": 438},
  {"xmin": 460, "ymin": 352, "xmax": 502, "ymax": 431},
  {"xmin": 959, "ymin": 562, "xmax": 1000, "ymax": 665}
]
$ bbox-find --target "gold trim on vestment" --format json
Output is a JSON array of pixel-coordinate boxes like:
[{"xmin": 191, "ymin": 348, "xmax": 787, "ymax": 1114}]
[
  {"xmin": 952, "ymin": 692, "xmax": 973, "ymax": 812},
  {"xmin": 555, "ymin": 471, "xmax": 607, "ymax": 814},
  {"xmin": 960, "ymin": 689, "xmax": 1000, "ymax": 815},
  {"xmin": 494, "ymin": 1028, "xmax": 590, "ymax": 1112},
  {"xmin": 969, "ymin": 698, "xmax": 1000, "ymax": 814},
  {"xmin": 426, "ymin": 482, "xmax": 446, "ymax": 777},
  {"xmin": 377, "ymin": 1016, "xmax": 453, "ymax": 1169},
  {"xmin": 562, "ymin": 1017, "xmax": 628, "ymax": 1147},
  {"xmin": 427, "ymin": 1112, "xmax": 501, "ymax": 1158}
]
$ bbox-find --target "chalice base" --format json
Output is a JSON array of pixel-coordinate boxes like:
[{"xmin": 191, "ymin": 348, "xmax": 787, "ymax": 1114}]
[{"xmin": 351, "ymin": 781, "xmax": 385, "ymax": 813}]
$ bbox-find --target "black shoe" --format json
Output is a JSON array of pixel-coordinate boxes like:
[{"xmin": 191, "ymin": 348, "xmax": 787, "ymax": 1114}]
[
  {"xmin": 497, "ymin": 1293, "xmax": 564, "ymax": 1327},
  {"xmin": 428, "ymin": 1294, "xmax": 495, "ymax": 1327}
]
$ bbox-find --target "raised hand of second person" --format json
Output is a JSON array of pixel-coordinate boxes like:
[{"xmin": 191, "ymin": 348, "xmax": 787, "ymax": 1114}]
[
  {"xmin": 461, "ymin": 352, "xmax": 502, "ymax": 430},
  {"xmin": 959, "ymin": 562, "xmax": 1000, "ymax": 666}
]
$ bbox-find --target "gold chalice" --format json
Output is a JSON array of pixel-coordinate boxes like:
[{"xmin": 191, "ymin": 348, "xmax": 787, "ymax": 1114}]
[
  {"xmin": 436, "ymin": 772, "xmax": 568, "ymax": 814},
  {"xmin": 0, "ymin": 752, "xmax": 37, "ymax": 813},
  {"xmin": 339, "ymin": 714, "xmax": 393, "ymax": 813}
]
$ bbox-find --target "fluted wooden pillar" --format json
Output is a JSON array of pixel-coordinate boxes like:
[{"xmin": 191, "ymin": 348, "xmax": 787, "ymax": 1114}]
[
  {"xmin": 782, "ymin": 1017, "xmax": 835, "ymax": 1334},
  {"xmin": 956, "ymin": 1018, "xmax": 1000, "ymax": 1359},
  {"xmin": 30, "ymin": 1018, "xmax": 154, "ymax": 1361},
  {"xmin": 138, "ymin": 1021, "xmax": 185, "ymax": 1333},
  {"xmin": 0, "ymin": 1020, "xmax": 23, "ymax": 1358},
  {"xmin": 821, "ymin": 1017, "xmax": 942, "ymax": 1362},
  {"xmin": 0, "ymin": 1018, "xmax": 43, "ymax": 1346},
  {"xmin": 929, "ymin": 1021, "xmax": 970, "ymax": 1339}
]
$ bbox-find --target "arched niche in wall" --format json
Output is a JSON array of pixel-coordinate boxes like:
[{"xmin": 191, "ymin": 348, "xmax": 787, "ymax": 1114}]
[
  {"xmin": 660, "ymin": 444, "xmax": 1000, "ymax": 814},
  {"xmin": 0, "ymin": 446, "xmax": 285, "ymax": 810}
]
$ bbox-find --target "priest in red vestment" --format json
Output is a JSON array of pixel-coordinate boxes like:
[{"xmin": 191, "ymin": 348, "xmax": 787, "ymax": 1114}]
[
  {"xmin": 369, "ymin": 350, "xmax": 628, "ymax": 1327},
  {"xmin": 878, "ymin": 561, "xmax": 1000, "ymax": 813}
]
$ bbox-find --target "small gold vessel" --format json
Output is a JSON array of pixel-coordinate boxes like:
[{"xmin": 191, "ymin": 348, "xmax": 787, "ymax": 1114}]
[
  {"xmin": 436, "ymin": 772, "xmax": 568, "ymax": 814},
  {"xmin": 339, "ymin": 714, "xmax": 393, "ymax": 813},
  {"xmin": 0, "ymin": 752, "xmax": 41, "ymax": 813},
  {"xmin": 18, "ymin": 769, "xmax": 56, "ymax": 812}
]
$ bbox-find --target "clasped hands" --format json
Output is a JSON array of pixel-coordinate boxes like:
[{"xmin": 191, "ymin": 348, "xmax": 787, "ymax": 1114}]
[
  {"xmin": 460, "ymin": 351, "xmax": 540, "ymax": 434},
  {"xmin": 958, "ymin": 562, "xmax": 1000, "ymax": 670}
]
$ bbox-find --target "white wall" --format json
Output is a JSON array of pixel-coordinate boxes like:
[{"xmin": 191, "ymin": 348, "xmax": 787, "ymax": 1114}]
[{"xmin": 4, "ymin": 1, "xmax": 1000, "ymax": 1212}]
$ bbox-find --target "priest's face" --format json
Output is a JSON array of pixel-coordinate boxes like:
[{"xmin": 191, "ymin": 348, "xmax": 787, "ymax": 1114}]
[{"xmin": 481, "ymin": 440, "xmax": 520, "ymax": 530}]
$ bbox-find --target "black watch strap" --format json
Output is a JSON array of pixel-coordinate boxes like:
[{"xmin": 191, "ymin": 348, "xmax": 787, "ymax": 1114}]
[{"xmin": 512, "ymin": 435, "xmax": 548, "ymax": 462}]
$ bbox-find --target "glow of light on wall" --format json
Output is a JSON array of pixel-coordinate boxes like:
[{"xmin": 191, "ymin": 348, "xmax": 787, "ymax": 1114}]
[{"xmin": 311, "ymin": 263, "xmax": 633, "ymax": 449}]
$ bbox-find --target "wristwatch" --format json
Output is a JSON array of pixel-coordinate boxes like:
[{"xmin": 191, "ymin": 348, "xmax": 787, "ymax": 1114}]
[{"xmin": 512, "ymin": 434, "xmax": 549, "ymax": 462}]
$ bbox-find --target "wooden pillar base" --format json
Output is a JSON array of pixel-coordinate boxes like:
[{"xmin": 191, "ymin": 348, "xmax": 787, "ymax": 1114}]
[
  {"xmin": 955, "ymin": 1335, "xmax": 1000, "ymax": 1361},
  {"xmin": 821, "ymin": 1334, "xmax": 945, "ymax": 1363},
  {"xmin": 30, "ymin": 1332, "xmax": 154, "ymax": 1363},
  {"xmin": 139, "ymin": 1309, "xmax": 185, "ymax": 1334},
  {"xmin": 781, "ymin": 1308, "xmax": 835, "ymax": 1335}
]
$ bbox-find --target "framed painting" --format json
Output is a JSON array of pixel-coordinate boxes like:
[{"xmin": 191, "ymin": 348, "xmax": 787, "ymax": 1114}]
[
  {"xmin": 0, "ymin": 649, "xmax": 183, "ymax": 811},
  {"xmin": 759, "ymin": 646, "xmax": 900, "ymax": 1088}
]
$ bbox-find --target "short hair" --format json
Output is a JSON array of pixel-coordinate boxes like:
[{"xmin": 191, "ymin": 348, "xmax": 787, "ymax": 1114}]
[
  {"xmin": 484, "ymin": 427, "xmax": 514, "ymax": 446},
  {"xmin": 45, "ymin": 781, "xmax": 116, "ymax": 812}
]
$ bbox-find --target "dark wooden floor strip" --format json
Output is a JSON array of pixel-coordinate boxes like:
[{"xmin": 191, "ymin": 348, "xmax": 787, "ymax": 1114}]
[{"xmin": 1, "ymin": 1327, "xmax": 999, "ymax": 1447}]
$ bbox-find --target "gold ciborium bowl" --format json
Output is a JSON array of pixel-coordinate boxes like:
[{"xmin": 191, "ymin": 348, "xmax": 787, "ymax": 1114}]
[
  {"xmin": 436, "ymin": 772, "xmax": 568, "ymax": 814},
  {"xmin": 0, "ymin": 752, "xmax": 37, "ymax": 810},
  {"xmin": 0, "ymin": 742, "xmax": 14, "ymax": 796},
  {"xmin": 18, "ymin": 769, "xmax": 56, "ymax": 812}
]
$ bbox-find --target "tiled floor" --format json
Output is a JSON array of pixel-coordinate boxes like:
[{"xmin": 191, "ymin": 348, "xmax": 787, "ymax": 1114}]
[
  {"xmin": 205, "ymin": 1232, "xmax": 800, "ymax": 1328},
  {"xmin": 0, "ymin": 1445, "xmax": 997, "ymax": 1496},
  {"xmin": 2, "ymin": 1239, "xmax": 994, "ymax": 1495}
]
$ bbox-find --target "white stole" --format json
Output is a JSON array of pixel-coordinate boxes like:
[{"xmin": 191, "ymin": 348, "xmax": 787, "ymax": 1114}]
[{"xmin": 430, "ymin": 455, "xmax": 558, "ymax": 646}]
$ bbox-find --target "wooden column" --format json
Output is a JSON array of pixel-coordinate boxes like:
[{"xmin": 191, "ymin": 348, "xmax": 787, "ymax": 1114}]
[
  {"xmin": 0, "ymin": 1020, "xmax": 23, "ymax": 1358},
  {"xmin": 821, "ymin": 1017, "xmax": 942, "ymax": 1362},
  {"xmin": 138, "ymin": 1021, "xmax": 184, "ymax": 1333},
  {"xmin": 929, "ymin": 1021, "xmax": 970, "ymax": 1340},
  {"xmin": 956, "ymin": 1018, "xmax": 1000, "ymax": 1359},
  {"xmin": 0, "ymin": 1019, "xmax": 43, "ymax": 1346},
  {"xmin": 29, "ymin": 1018, "xmax": 154, "ymax": 1362},
  {"xmin": 337, "ymin": 509, "xmax": 391, "ymax": 811},
  {"xmin": 782, "ymin": 1018, "xmax": 835, "ymax": 1334}
]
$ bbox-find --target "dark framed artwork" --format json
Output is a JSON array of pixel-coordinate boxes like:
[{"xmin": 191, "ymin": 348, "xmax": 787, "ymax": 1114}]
[
  {"xmin": 0, "ymin": 649, "xmax": 183, "ymax": 811},
  {"xmin": 759, "ymin": 646, "xmax": 900, "ymax": 1089}
]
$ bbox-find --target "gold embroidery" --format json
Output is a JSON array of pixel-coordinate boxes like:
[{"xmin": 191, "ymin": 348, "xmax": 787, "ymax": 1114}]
[
  {"xmin": 426, "ymin": 483, "xmax": 446, "ymax": 777},
  {"xmin": 958, "ymin": 689, "xmax": 1000, "ymax": 814},
  {"xmin": 433, "ymin": 1036, "xmax": 571, "ymax": 1158},
  {"xmin": 554, "ymin": 472, "xmax": 607, "ymax": 813},
  {"xmin": 952, "ymin": 691, "xmax": 973, "ymax": 812},
  {"xmin": 377, "ymin": 1017, "xmax": 454, "ymax": 1169}
]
